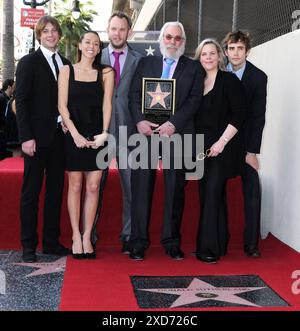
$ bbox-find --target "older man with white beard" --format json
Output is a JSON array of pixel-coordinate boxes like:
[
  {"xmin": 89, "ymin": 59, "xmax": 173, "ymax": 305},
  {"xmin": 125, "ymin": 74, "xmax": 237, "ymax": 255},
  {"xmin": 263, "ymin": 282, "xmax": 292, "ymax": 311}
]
[{"xmin": 128, "ymin": 22, "xmax": 204, "ymax": 261}]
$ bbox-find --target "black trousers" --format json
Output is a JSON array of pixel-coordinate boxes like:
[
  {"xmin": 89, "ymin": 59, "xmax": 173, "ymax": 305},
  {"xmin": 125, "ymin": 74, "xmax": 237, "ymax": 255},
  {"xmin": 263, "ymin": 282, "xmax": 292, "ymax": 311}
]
[
  {"xmin": 196, "ymin": 158, "xmax": 227, "ymax": 257},
  {"xmin": 242, "ymin": 163, "xmax": 261, "ymax": 250},
  {"xmin": 219, "ymin": 162, "xmax": 261, "ymax": 253},
  {"xmin": 129, "ymin": 136, "xmax": 186, "ymax": 250},
  {"xmin": 20, "ymin": 129, "xmax": 65, "ymax": 250}
]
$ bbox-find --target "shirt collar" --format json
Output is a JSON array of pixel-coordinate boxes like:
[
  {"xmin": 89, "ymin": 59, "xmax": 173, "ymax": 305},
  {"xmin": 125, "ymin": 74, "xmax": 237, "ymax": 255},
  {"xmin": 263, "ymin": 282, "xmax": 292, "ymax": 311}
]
[
  {"xmin": 162, "ymin": 56, "xmax": 179, "ymax": 65},
  {"xmin": 227, "ymin": 62, "xmax": 246, "ymax": 80},
  {"xmin": 108, "ymin": 44, "xmax": 128, "ymax": 56},
  {"xmin": 40, "ymin": 45, "xmax": 58, "ymax": 58}
]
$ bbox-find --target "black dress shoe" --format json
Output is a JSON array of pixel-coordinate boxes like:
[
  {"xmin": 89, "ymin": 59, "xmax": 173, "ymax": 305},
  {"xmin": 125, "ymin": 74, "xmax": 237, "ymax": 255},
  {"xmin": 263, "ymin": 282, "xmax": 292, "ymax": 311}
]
[
  {"xmin": 129, "ymin": 247, "xmax": 145, "ymax": 260},
  {"xmin": 22, "ymin": 249, "xmax": 37, "ymax": 263},
  {"xmin": 196, "ymin": 254, "xmax": 219, "ymax": 264},
  {"xmin": 165, "ymin": 246, "xmax": 184, "ymax": 260},
  {"xmin": 245, "ymin": 248, "xmax": 261, "ymax": 258},
  {"xmin": 43, "ymin": 244, "xmax": 71, "ymax": 256},
  {"xmin": 121, "ymin": 241, "xmax": 131, "ymax": 255}
]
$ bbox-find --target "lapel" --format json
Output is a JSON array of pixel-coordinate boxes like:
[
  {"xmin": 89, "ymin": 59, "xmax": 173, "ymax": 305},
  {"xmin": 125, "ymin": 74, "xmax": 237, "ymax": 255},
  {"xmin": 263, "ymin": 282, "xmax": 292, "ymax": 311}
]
[
  {"xmin": 241, "ymin": 61, "xmax": 251, "ymax": 83},
  {"xmin": 101, "ymin": 47, "xmax": 111, "ymax": 66},
  {"xmin": 36, "ymin": 48, "xmax": 57, "ymax": 84},
  {"xmin": 152, "ymin": 56, "xmax": 163, "ymax": 77},
  {"xmin": 58, "ymin": 53, "xmax": 69, "ymax": 65},
  {"xmin": 120, "ymin": 48, "xmax": 137, "ymax": 80},
  {"xmin": 172, "ymin": 56, "xmax": 186, "ymax": 80}
]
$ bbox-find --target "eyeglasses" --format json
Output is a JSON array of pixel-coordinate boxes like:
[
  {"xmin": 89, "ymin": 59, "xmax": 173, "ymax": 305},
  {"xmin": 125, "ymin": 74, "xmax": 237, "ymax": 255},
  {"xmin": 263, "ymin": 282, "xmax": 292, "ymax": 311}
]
[{"xmin": 164, "ymin": 34, "xmax": 184, "ymax": 42}]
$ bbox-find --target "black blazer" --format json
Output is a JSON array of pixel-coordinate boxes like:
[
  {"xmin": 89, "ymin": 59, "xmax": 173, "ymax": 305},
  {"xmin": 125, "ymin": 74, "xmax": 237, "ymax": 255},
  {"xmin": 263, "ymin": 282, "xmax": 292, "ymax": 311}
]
[
  {"xmin": 129, "ymin": 55, "xmax": 204, "ymax": 134},
  {"xmin": 16, "ymin": 48, "xmax": 70, "ymax": 147},
  {"xmin": 242, "ymin": 61, "xmax": 268, "ymax": 154}
]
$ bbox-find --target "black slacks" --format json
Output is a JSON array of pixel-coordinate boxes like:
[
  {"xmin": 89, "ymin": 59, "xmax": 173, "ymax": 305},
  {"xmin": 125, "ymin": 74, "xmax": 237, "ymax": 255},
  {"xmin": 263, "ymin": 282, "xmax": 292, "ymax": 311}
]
[
  {"xmin": 196, "ymin": 158, "xmax": 227, "ymax": 257},
  {"xmin": 219, "ymin": 162, "xmax": 261, "ymax": 253},
  {"xmin": 20, "ymin": 129, "xmax": 65, "ymax": 250},
  {"xmin": 242, "ymin": 163, "xmax": 261, "ymax": 250},
  {"xmin": 129, "ymin": 136, "xmax": 186, "ymax": 250}
]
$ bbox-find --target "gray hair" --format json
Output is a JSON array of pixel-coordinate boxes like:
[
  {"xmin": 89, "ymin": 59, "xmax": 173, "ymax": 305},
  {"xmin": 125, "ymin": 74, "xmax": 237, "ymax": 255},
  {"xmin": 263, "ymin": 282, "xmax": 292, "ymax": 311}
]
[
  {"xmin": 194, "ymin": 38, "xmax": 226, "ymax": 70},
  {"xmin": 159, "ymin": 21, "xmax": 186, "ymax": 59},
  {"xmin": 158, "ymin": 21, "xmax": 186, "ymax": 43}
]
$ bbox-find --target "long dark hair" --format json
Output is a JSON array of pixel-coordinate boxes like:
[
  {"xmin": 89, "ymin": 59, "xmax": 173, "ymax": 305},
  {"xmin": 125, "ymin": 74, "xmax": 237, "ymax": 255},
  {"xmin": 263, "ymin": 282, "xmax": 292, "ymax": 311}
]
[
  {"xmin": 77, "ymin": 30, "xmax": 102, "ymax": 69},
  {"xmin": 77, "ymin": 30, "xmax": 113, "ymax": 85}
]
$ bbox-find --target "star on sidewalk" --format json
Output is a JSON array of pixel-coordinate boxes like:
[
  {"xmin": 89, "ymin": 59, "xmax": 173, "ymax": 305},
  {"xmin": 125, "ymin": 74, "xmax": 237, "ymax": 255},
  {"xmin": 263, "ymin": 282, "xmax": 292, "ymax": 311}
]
[
  {"xmin": 139, "ymin": 277, "xmax": 266, "ymax": 308},
  {"xmin": 145, "ymin": 45, "xmax": 156, "ymax": 56},
  {"xmin": 147, "ymin": 83, "xmax": 170, "ymax": 109},
  {"xmin": 12, "ymin": 257, "xmax": 66, "ymax": 278}
]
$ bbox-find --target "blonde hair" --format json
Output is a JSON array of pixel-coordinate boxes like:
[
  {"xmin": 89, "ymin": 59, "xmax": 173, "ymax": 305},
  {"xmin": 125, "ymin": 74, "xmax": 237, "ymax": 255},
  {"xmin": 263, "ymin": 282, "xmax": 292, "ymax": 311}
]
[{"xmin": 194, "ymin": 38, "xmax": 226, "ymax": 71}]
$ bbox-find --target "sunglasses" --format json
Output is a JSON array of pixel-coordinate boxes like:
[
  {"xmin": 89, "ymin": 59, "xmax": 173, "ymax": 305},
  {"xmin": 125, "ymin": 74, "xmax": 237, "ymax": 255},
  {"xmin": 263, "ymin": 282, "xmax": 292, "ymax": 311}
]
[{"xmin": 164, "ymin": 34, "xmax": 184, "ymax": 42}]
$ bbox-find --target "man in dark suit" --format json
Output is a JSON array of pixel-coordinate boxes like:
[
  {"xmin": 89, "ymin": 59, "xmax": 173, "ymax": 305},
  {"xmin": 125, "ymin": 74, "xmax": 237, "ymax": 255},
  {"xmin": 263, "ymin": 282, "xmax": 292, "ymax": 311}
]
[
  {"xmin": 16, "ymin": 16, "xmax": 71, "ymax": 262},
  {"xmin": 92, "ymin": 12, "xmax": 143, "ymax": 254},
  {"xmin": 0, "ymin": 79, "xmax": 15, "ymax": 159},
  {"xmin": 128, "ymin": 22, "xmax": 204, "ymax": 260},
  {"xmin": 222, "ymin": 31, "xmax": 268, "ymax": 257}
]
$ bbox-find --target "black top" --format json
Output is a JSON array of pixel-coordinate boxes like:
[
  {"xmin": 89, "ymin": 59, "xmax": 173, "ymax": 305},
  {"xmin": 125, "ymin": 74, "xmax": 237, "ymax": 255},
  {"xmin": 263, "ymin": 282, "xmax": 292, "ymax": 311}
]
[
  {"xmin": 64, "ymin": 64, "xmax": 104, "ymax": 171},
  {"xmin": 195, "ymin": 70, "xmax": 246, "ymax": 178}
]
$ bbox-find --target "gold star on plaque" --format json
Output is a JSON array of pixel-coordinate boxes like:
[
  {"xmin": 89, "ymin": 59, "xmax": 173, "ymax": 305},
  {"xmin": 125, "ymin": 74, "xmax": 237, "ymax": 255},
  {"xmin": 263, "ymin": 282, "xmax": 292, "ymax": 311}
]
[{"xmin": 147, "ymin": 83, "xmax": 171, "ymax": 109}]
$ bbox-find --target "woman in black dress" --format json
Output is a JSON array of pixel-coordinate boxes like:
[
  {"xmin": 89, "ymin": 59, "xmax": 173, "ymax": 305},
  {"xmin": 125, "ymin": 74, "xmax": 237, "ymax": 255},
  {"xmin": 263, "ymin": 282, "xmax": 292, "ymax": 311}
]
[
  {"xmin": 194, "ymin": 39, "xmax": 245, "ymax": 263},
  {"xmin": 58, "ymin": 31, "xmax": 114, "ymax": 258}
]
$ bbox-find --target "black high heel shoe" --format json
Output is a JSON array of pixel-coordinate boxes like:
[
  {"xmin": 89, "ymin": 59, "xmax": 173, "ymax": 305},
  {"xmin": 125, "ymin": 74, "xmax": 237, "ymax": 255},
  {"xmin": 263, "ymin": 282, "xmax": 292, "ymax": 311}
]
[
  {"xmin": 84, "ymin": 251, "xmax": 96, "ymax": 259},
  {"xmin": 83, "ymin": 241, "xmax": 96, "ymax": 259},
  {"xmin": 72, "ymin": 241, "xmax": 85, "ymax": 259}
]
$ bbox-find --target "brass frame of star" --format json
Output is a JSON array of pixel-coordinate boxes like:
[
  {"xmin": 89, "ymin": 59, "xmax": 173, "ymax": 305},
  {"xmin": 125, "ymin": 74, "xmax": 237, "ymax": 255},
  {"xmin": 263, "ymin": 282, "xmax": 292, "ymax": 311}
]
[
  {"xmin": 139, "ymin": 278, "xmax": 266, "ymax": 308},
  {"xmin": 147, "ymin": 83, "xmax": 171, "ymax": 109},
  {"xmin": 145, "ymin": 45, "xmax": 156, "ymax": 56},
  {"xmin": 12, "ymin": 257, "xmax": 66, "ymax": 278}
]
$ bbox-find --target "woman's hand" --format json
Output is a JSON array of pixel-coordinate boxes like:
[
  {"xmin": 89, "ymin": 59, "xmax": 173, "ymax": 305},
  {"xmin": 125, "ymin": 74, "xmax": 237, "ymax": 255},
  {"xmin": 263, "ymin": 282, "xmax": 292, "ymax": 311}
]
[
  {"xmin": 73, "ymin": 133, "xmax": 89, "ymax": 149},
  {"xmin": 208, "ymin": 138, "xmax": 226, "ymax": 157},
  {"xmin": 91, "ymin": 132, "xmax": 108, "ymax": 149}
]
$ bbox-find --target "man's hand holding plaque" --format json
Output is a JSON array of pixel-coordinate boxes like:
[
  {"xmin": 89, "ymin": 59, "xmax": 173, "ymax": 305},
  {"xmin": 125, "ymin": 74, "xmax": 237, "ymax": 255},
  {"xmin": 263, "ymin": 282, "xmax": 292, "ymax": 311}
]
[{"xmin": 137, "ymin": 120, "xmax": 159, "ymax": 136}]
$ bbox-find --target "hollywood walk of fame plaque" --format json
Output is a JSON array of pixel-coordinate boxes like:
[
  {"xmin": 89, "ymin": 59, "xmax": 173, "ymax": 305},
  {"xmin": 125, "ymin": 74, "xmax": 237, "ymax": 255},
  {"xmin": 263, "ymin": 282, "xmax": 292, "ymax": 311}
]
[{"xmin": 142, "ymin": 78, "xmax": 176, "ymax": 125}]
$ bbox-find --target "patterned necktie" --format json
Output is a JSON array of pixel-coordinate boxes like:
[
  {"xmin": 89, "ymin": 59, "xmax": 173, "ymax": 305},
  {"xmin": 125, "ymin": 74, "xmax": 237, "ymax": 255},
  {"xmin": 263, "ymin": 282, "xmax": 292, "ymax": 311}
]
[
  {"xmin": 51, "ymin": 53, "xmax": 59, "ymax": 80},
  {"xmin": 112, "ymin": 51, "xmax": 123, "ymax": 87},
  {"xmin": 161, "ymin": 58, "xmax": 175, "ymax": 79}
]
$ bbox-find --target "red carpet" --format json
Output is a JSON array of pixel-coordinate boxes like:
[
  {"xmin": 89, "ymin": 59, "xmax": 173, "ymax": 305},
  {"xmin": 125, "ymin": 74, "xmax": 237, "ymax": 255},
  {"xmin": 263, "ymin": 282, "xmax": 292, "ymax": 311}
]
[
  {"xmin": 60, "ymin": 236, "xmax": 300, "ymax": 311},
  {"xmin": 1, "ymin": 157, "xmax": 300, "ymax": 311}
]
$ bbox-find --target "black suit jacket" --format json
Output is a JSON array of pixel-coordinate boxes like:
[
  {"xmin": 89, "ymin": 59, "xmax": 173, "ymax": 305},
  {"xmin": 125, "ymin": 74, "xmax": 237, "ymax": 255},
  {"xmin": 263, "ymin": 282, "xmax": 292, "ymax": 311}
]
[
  {"xmin": 129, "ymin": 55, "xmax": 204, "ymax": 134},
  {"xmin": 16, "ymin": 48, "xmax": 70, "ymax": 147},
  {"xmin": 241, "ymin": 61, "xmax": 268, "ymax": 154}
]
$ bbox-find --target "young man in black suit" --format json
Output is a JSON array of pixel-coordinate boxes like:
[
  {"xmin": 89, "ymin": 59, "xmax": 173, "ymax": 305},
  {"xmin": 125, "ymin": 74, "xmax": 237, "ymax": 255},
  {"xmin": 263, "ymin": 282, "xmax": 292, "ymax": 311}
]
[
  {"xmin": 222, "ymin": 31, "xmax": 268, "ymax": 257},
  {"xmin": 16, "ymin": 16, "xmax": 71, "ymax": 262},
  {"xmin": 128, "ymin": 22, "xmax": 204, "ymax": 260}
]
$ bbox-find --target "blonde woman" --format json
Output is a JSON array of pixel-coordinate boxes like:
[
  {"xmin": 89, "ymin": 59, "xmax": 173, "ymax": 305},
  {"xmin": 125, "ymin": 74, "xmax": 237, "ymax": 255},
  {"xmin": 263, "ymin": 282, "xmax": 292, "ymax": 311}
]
[{"xmin": 194, "ymin": 39, "xmax": 245, "ymax": 263}]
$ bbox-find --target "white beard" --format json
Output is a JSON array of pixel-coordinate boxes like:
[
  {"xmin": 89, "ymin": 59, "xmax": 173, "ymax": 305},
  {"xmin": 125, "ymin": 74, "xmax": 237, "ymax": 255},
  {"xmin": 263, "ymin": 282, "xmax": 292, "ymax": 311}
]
[{"xmin": 159, "ymin": 42, "xmax": 185, "ymax": 59}]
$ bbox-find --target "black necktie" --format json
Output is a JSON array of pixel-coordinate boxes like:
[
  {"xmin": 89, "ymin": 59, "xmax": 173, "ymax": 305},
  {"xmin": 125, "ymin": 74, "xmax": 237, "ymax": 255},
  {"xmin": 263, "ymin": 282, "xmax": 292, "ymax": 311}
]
[{"xmin": 52, "ymin": 53, "xmax": 59, "ymax": 79}]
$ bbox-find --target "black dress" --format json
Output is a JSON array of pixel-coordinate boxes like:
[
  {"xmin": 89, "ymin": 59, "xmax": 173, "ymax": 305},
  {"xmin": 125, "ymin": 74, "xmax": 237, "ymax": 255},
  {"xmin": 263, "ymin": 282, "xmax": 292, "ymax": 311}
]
[{"xmin": 65, "ymin": 64, "xmax": 104, "ymax": 171}]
